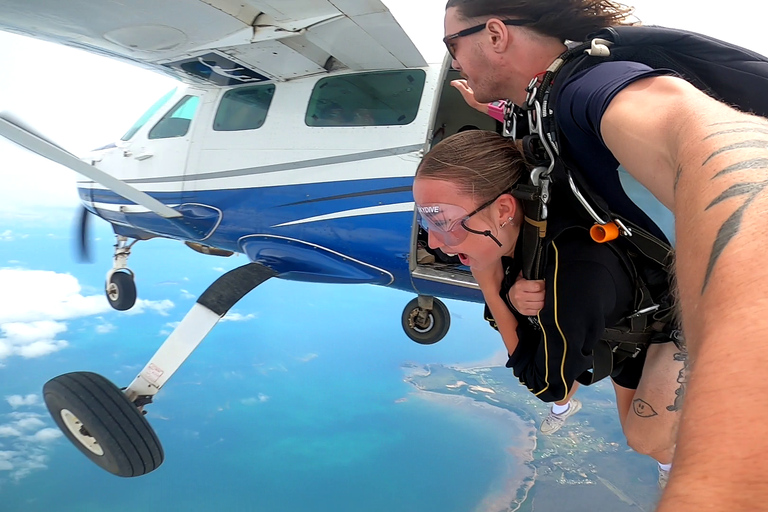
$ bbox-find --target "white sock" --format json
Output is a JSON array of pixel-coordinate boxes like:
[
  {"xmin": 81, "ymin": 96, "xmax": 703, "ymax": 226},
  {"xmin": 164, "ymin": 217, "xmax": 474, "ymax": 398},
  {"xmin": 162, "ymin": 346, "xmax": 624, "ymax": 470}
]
[
  {"xmin": 551, "ymin": 402, "xmax": 570, "ymax": 415},
  {"xmin": 658, "ymin": 462, "xmax": 672, "ymax": 472}
]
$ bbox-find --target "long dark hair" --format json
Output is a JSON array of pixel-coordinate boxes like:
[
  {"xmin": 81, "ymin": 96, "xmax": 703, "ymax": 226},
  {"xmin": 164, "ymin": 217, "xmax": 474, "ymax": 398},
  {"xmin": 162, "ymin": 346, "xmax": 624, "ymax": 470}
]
[
  {"xmin": 445, "ymin": 0, "xmax": 637, "ymax": 42},
  {"xmin": 416, "ymin": 131, "xmax": 527, "ymax": 204}
]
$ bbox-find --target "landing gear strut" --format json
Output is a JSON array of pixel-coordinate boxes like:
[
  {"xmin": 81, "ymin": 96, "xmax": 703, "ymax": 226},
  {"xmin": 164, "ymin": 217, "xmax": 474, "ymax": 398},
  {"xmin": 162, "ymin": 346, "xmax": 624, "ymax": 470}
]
[
  {"xmin": 401, "ymin": 295, "xmax": 450, "ymax": 345},
  {"xmin": 106, "ymin": 235, "xmax": 137, "ymax": 311},
  {"xmin": 44, "ymin": 263, "xmax": 276, "ymax": 476}
]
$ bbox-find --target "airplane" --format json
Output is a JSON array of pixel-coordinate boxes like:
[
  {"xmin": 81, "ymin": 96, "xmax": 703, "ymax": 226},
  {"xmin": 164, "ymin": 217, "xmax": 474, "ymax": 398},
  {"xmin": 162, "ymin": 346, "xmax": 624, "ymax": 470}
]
[{"xmin": 0, "ymin": 0, "xmax": 502, "ymax": 478}]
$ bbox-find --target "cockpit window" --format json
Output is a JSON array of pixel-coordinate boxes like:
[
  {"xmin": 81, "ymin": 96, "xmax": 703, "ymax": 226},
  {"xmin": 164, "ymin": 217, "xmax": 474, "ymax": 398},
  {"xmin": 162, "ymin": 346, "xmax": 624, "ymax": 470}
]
[
  {"xmin": 305, "ymin": 70, "xmax": 426, "ymax": 127},
  {"xmin": 148, "ymin": 95, "xmax": 200, "ymax": 139},
  {"xmin": 121, "ymin": 88, "xmax": 177, "ymax": 141},
  {"xmin": 213, "ymin": 84, "xmax": 276, "ymax": 131}
]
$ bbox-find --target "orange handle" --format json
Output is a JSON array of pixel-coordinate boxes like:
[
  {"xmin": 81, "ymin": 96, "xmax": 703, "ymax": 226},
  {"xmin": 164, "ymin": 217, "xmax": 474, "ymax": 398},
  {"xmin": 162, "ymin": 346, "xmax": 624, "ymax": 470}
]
[{"xmin": 590, "ymin": 222, "xmax": 620, "ymax": 243}]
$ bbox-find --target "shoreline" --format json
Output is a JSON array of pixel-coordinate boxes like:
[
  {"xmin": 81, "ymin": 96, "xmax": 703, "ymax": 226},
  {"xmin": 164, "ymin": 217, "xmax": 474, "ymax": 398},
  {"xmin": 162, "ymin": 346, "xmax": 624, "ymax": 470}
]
[{"xmin": 406, "ymin": 381, "xmax": 538, "ymax": 512}]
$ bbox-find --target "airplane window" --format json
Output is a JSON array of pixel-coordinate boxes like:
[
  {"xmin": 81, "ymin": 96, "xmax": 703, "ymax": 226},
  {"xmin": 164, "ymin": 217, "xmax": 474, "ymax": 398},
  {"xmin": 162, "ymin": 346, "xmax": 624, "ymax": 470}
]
[
  {"xmin": 148, "ymin": 95, "xmax": 200, "ymax": 140},
  {"xmin": 305, "ymin": 70, "xmax": 426, "ymax": 127},
  {"xmin": 213, "ymin": 84, "xmax": 275, "ymax": 131},
  {"xmin": 121, "ymin": 88, "xmax": 177, "ymax": 141}
]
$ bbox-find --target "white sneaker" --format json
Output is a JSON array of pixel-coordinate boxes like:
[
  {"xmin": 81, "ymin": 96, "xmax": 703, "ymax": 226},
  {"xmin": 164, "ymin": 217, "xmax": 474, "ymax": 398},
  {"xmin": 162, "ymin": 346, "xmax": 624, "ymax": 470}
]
[{"xmin": 539, "ymin": 398, "xmax": 582, "ymax": 435}]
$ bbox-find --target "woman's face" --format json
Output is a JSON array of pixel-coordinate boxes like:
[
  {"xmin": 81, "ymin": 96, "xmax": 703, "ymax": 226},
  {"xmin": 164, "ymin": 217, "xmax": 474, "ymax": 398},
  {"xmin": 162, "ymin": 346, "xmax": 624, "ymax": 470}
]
[{"xmin": 413, "ymin": 177, "xmax": 514, "ymax": 270}]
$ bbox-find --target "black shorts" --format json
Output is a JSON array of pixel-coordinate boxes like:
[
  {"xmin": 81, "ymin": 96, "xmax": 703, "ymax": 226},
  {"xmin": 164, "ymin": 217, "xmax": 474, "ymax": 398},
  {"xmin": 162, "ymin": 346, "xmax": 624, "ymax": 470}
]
[{"xmin": 610, "ymin": 346, "xmax": 648, "ymax": 389}]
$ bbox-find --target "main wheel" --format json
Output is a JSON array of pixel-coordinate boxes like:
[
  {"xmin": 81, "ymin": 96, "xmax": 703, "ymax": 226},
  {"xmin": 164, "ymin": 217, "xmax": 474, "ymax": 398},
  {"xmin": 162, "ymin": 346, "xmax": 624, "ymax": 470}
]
[
  {"xmin": 401, "ymin": 297, "xmax": 450, "ymax": 345},
  {"xmin": 106, "ymin": 271, "xmax": 137, "ymax": 311},
  {"xmin": 43, "ymin": 372, "xmax": 164, "ymax": 477}
]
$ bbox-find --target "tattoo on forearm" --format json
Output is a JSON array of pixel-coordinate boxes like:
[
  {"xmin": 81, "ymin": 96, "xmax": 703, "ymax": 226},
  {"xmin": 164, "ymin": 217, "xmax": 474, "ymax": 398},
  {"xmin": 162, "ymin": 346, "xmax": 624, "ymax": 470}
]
[
  {"xmin": 712, "ymin": 158, "xmax": 768, "ymax": 178},
  {"xmin": 667, "ymin": 348, "xmax": 689, "ymax": 412},
  {"xmin": 703, "ymin": 141, "xmax": 768, "ymax": 165},
  {"xmin": 705, "ymin": 128, "xmax": 768, "ymax": 139},
  {"xmin": 674, "ymin": 165, "xmax": 683, "ymax": 193},
  {"xmin": 706, "ymin": 181, "xmax": 768, "ymax": 208},
  {"xmin": 700, "ymin": 126, "xmax": 768, "ymax": 294},
  {"xmin": 632, "ymin": 399, "xmax": 658, "ymax": 418},
  {"xmin": 702, "ymin": 195, "xmax": 759, "ymax": 293}
]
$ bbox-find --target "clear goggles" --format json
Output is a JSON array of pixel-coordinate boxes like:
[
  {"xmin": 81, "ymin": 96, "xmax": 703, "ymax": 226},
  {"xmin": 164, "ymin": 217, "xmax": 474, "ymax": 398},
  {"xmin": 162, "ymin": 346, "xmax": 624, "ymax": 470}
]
[{"xmin": 416, "ymin": 196, "xmax": 502, "ymax": 248}]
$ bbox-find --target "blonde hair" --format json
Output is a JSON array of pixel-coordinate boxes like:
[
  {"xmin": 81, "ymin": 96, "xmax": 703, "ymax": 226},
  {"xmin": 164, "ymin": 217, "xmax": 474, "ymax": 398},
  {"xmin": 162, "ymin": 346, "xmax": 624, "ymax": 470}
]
[{"xmin": 417, "ymin": 130, "xmax": 528, "ymax": 204}]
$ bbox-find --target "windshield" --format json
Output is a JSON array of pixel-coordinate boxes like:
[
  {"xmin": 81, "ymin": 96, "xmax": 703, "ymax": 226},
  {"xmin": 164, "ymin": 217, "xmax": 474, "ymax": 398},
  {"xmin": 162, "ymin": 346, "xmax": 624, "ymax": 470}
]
[{"xmin": 120, "ymin": 88, "xmax": 177, "ymax": 141}]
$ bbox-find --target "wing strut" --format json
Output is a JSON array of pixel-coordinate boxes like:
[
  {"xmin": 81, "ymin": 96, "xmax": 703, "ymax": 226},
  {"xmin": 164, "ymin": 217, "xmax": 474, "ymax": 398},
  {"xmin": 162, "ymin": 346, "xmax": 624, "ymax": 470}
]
[{"xmin": 0, "ymin": 114, "xmax": 181, "ymax": 219}]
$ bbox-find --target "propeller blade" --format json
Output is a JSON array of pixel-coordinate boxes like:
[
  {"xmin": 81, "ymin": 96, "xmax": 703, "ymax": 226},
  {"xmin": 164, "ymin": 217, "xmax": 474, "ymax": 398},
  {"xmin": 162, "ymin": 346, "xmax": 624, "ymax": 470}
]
[
  {"xmin": 76, "ymin": 206, "xmax": 93, "ymax": 263},
  {"xmin": 0, "ymin": 113, "xmax": 182, "ymax": 219}
]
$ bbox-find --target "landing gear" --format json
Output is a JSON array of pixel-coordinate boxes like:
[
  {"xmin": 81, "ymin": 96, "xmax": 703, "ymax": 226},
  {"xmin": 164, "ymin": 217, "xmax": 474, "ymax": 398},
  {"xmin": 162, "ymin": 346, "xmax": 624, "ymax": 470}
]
[
  {"xmin": 106, "ymin": 235, "xmax": 138, "ymax": 311},
  {"xmin": 43, "ymin": 372, "xmax": 163, "ymax": 477},
  {"xmin": 44, "ymin": 263, "xmax": 276, "ymax": 477},
  {"xmin": 106, "ymin": 271, "xmax": 136, "ymax": 311},
  {"xmin": 401, "ymin": 296, "xmax": 450, "ymax": 345}
]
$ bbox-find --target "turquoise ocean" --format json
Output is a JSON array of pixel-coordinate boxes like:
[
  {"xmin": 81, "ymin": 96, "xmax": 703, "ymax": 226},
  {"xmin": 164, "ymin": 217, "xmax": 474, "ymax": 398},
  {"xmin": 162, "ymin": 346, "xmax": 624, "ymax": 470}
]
[{"xmin": 1, "ymin": 218, "xmax": 530, "ymax": 512}]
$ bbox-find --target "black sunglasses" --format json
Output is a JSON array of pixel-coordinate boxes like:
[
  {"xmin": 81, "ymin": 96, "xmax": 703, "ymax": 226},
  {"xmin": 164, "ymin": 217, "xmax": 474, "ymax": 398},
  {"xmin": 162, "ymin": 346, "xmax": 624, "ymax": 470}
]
[{"xmin": 443, "ymin": 19, "xmax": 534, "ymax": 59}]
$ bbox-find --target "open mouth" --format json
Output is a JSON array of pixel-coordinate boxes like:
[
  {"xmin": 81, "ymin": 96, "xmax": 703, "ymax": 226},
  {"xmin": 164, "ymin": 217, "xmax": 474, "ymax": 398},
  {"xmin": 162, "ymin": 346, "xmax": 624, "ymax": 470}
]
[{"xmin": 457, "ymin": 253, "xmax": 470, "ymax": 265}]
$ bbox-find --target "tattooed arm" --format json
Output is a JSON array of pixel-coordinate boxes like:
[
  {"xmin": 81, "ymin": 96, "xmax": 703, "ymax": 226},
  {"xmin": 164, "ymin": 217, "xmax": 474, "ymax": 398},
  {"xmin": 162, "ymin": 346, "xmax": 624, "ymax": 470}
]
[{"xmin": 601, "ymin": 75, "xmax": 768, "ymax": 510}]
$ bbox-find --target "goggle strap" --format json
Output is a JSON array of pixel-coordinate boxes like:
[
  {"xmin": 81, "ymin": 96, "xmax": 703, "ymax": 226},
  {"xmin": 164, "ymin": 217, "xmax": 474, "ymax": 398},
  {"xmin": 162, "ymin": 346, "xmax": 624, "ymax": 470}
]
[{"xmin": 460, "ymin": 221, "xmax": 503, "ymax": 247}]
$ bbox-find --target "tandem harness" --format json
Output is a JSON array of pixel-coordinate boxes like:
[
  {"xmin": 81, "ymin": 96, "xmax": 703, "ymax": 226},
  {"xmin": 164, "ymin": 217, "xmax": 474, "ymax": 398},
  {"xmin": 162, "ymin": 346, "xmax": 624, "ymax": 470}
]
[
  {"xmin": 499, "ymin": 26, "xmax": 762, "ymax": 383},
  {"xmin": 503, "ymin": 24, "xmax": 768, "ymax": 382}
]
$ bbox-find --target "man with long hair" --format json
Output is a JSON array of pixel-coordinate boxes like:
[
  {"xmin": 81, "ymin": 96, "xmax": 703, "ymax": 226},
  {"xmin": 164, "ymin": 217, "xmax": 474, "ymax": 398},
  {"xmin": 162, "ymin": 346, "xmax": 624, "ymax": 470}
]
[{"xmin": 442, "ymin": 0, "xmax": 768, "ymax": 509}]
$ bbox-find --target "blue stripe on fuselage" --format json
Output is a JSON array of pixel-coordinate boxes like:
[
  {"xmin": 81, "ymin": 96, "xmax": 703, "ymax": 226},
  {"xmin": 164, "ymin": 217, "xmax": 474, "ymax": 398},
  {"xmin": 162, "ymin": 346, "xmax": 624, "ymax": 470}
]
[{"xmin": 82, "ymin": 177, "xmax": 416, "ymax": 290}]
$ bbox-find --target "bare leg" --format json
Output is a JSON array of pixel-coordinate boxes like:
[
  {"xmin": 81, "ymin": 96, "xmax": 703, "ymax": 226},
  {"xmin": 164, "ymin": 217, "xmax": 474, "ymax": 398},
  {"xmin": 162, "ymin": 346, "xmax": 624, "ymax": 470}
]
[
  {"xmin": 612, "ymin": 342, "xmax": 686, "ymax": 464},
  {"xmin": 555, "ymin": 381, "xmax": 580, "ymax": 406}
]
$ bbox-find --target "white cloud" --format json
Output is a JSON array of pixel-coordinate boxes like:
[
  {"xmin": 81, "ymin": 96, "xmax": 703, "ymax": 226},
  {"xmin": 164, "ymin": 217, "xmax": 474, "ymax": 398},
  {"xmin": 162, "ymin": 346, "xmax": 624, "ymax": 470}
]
[
  {"xmin": 0, "ymin": 321, "xmax": 69, "ymax": 360},
  {"xmin": 180, "ymin": 289, "xmax": 195, "ymax": 299},
  {"xmin": 14, "ymin": 417, "xmax": 45, "ymax": 432},
  {"xmin": 6, "ymin": 395, "xmax": 39, "ymax": 408},
  {"xmin": 0, "ymin": 269, "xmax": 109, "ymax": 324},
  {"xmin": 0, "ymin": 230, "xmax": 13, "ymax": 241},
  {"xmin": 221, "ymin": 312, "xmax": 256, "ymax": 322},
  {"xmin": 125, "ymin": 298, "xmax": 174, "ymax": 316},
  {"xmin": 240, "ymin": 393, "xmax": 269, "ymax": 406},
  {"xmin": 0, "ymin": 391, "xmax": 64, "ymax": 482},
  {"xmin": 0, "ymin": 425, "xmax": 22, "ymax": 437},
  {"xmin": 212, "ymin": 267, "xmax": 225, "ymax": 273},
  {"xmin": 95, "ymin": 318, "xmax": 116, "ymax": 334},
  {"xmin": 27, "ymin": 428, "xmax": 62, "ymax": 443},
  {"xmin": 0, "ymin": 269, "xmax": 107, "ymax": 362}
]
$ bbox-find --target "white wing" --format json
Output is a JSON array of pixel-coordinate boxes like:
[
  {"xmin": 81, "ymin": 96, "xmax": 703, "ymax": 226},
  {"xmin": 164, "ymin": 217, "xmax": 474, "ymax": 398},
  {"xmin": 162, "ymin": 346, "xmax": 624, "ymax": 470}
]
[{"xmin": 0, "ymin": 0, "xmax": 427, "ymax": 83}]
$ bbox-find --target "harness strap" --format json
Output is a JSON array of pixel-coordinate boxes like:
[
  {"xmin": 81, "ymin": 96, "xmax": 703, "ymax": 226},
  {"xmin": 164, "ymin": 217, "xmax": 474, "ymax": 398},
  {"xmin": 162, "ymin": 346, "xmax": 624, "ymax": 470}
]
[{"xmin": 524, "ymin": 216, "xmax": 548, "ymax": 237}]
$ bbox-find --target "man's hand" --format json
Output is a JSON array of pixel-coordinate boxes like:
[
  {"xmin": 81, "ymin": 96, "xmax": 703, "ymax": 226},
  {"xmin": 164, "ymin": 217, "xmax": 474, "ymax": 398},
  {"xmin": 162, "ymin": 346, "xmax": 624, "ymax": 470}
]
[{"xmin": 507, "ymin": 271, "xmax": 545, "ymax": 316}]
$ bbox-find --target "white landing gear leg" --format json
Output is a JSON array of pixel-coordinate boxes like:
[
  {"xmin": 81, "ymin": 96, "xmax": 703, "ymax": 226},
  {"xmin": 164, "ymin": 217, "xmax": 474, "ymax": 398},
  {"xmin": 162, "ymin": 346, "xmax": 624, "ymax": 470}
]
[
  {"xmin": 43, "ymin": 262, "xmax": 277, "ymax": 477},
  {"xmin": 105, "ymin": 235, "xmax": 138, "ymax": 311}
]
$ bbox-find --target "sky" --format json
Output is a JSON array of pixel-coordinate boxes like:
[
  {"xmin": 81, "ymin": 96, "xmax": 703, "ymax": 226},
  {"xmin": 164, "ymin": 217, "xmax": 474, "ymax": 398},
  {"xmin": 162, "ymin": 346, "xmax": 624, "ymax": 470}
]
[
  {"xmin": 0, "ymin": 0, "xmax": 765, "ymax": 489},
  {"xmin": 1, "ymin": 0, "xmax": 765, "ymax": 217},
  {"xmin": 0, "ymin": 0, "xmax": 763, "ymax": 388}
]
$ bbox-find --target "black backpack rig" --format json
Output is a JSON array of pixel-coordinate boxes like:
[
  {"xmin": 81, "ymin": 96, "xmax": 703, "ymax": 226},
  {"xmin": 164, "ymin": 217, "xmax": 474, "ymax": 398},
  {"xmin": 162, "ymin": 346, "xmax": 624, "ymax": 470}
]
[{"xmin": 502, "ymin": 25, "xmax": 768, "ymax": 384}]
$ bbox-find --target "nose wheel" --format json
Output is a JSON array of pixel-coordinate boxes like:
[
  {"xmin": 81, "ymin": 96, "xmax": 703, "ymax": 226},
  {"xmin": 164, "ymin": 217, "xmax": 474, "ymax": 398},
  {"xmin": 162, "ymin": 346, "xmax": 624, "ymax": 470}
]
[
  {"xmin": 106, "ymin": 235, "xmax": 138, "ymax": 311},
  {"xmin": 401, "ymin": 296, "xmax": 450, "ymax": 345},
  {"xmin": 106, "ymin": 271, "xmax": 137, "ymax": 311}
]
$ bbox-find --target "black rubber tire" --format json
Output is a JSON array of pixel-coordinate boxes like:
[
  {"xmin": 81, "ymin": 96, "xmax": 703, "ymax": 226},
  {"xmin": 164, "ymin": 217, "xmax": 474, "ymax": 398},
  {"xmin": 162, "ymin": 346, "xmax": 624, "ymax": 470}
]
[
  {"xmin": 43, "ymin": 372, "xmax": 164, "ymax": 477},
  {"xmin": 401, "ymin": 297, "xmax": 450, "ymax": 345},
  {"xmin": 106, "ymin": 272, "xmax": 137, "ymax": 311}
]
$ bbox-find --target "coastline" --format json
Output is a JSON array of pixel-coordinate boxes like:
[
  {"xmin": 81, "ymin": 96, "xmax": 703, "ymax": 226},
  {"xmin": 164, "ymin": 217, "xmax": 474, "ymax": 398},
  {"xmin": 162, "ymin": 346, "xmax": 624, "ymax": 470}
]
[{"xmin": 406, "ymin": 382, "xmax": 538, "ymax": 512}]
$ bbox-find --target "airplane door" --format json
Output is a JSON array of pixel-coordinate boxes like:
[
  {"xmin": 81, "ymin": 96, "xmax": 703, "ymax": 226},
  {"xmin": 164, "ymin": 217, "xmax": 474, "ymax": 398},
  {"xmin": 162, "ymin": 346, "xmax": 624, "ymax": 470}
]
[{"xmin": 114, "ymin": 90, "xmax": 205, "ymax": 207}]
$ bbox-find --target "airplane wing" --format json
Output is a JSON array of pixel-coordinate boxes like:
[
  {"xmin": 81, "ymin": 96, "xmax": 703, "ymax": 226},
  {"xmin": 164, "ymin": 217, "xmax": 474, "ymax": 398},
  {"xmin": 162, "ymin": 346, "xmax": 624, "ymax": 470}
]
[{"xmin": 0, "ymin": 0, "xmax": 427, "ymax": 84}]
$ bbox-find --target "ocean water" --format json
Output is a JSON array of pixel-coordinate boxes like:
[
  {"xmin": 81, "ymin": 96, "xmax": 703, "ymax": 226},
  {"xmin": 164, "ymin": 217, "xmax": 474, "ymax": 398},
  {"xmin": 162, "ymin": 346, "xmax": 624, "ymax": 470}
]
[{"xmin": 1, "ymin": 221, "xmax": 527, "ymax": 511}]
